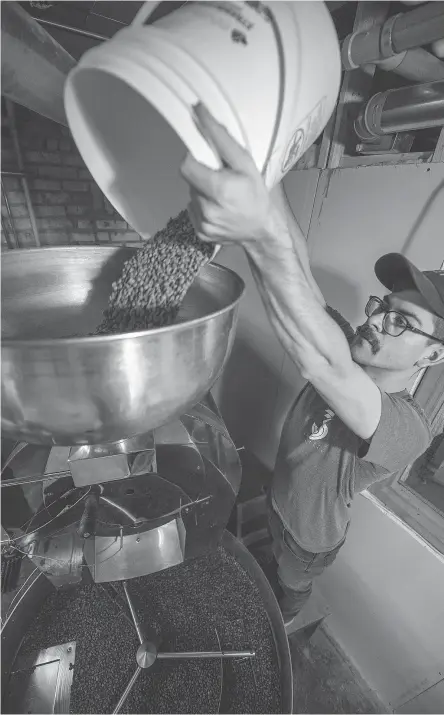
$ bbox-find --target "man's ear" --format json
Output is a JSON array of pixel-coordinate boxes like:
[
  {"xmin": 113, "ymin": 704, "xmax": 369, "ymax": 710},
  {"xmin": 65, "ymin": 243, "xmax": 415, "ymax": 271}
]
[{"xmin": 417, "ymin": 343, "xmax": 444, "ymax": 368}]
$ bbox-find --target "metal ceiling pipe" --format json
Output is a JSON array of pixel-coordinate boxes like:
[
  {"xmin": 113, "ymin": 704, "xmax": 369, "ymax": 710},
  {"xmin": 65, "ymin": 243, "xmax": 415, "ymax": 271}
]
[
  {"xmin": 1, "ymin": 3, "xmax": 76, "ymax": 125},
  {"xmin": 375, "ymin": 47, "xmax": 444, "ymax": 82},
  {"xmin": 342, "ymin": 2, "xmax": 444, "ymax": 70},
  {"xmin": 355, "ymin": 80, "xmax": 444, "ymax": 140}
]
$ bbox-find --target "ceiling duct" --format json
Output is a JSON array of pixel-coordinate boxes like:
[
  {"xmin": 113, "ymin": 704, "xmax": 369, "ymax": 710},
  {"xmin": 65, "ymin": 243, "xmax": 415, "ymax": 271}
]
[
  {"xmin": 1, "ymin": 3, "xmax": 76, "ymax": 125},
  {"xmin": 355, "ymin": 80, "xmax": 444, "ymax": 140},
  {"xmin": 342, "ymin": 2, "xmax": 444, "ymax": 70}
]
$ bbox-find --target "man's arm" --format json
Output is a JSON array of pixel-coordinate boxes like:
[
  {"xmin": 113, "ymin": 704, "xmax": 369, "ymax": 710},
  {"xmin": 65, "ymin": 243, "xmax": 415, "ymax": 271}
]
[
  {"xmin": 244, "ymin": 215, "xmax": 382, "ymax": 441},
  {"xmin": 181, "ymin": 104, "xmax": 382, "ymax": 441},
  {"xmin": 270, "ymin": 186, "xmax": 357, "ymax": 346},
  {"xmin": 269, "ymin": 185, "xmax": 326, "ymax": 308}
]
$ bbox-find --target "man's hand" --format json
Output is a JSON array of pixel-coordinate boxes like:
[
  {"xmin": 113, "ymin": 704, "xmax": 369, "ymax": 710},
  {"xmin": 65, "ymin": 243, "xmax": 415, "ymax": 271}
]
[{"xmin": 180, "ymin": 103, "xmax": 279, "ymax": 247}]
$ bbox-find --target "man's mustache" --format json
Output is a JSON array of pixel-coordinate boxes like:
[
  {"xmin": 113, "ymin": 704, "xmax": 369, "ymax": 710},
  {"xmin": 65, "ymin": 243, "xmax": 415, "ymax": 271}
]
[{"xmin": 356, "ymin": 325, "xmax": 380, "ymax": 354}]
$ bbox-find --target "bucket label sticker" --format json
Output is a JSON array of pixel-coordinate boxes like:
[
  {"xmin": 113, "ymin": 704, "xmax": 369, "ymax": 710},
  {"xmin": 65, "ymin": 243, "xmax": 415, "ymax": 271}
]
[{"xmin": 282, "ymin": 97, "xmax": 327, "ymax": 174}]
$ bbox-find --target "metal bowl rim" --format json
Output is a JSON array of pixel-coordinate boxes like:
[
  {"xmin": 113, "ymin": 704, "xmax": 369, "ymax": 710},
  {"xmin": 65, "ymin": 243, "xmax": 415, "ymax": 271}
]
[{"xmin": 1, "ymin": 246, "xmax": 245, "ymax": 347}]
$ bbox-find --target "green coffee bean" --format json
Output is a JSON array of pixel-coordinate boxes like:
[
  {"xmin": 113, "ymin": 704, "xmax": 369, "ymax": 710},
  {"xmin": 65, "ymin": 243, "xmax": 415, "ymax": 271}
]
[{"xmin": 94, "ymin": 210, "xmax": 212, "ymax": 335}]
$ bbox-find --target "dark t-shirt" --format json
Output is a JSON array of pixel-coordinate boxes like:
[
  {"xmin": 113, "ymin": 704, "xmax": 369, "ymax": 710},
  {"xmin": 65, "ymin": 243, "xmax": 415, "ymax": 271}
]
[{"xmin": 271, "ymin": 307, "xmax": 433, "ymax": 553}]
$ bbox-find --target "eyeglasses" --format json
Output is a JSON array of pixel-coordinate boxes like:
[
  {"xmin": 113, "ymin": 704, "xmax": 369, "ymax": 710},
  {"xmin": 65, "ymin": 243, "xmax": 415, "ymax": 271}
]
[{"xmin": 365, "ymin": 296, "xmax": 444, "ymax": 343}]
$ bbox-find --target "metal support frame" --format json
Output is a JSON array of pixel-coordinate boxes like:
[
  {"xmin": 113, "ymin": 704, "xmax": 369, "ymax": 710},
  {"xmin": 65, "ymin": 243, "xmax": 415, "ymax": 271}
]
[
  {"xmin": 340, "ymin": 151, "xmax": 433, "ymax": 168},
  {"xmin": 1, "ymin": 179, "xmax": 19, "ymax": 249},
  {"xmin": 355, "ymin": 132, "xmax": 415, "ymax": 156},
  {"xmin": 1, "ymin": 171, "xmax": 26, "ymax": 178},
  {"xmin": 4, "ymin": 100, "xmax": 41, "ymax": 247},
  {"xmin": 1, "ymin": 213, "xmax": 15, "ymax": 251}
]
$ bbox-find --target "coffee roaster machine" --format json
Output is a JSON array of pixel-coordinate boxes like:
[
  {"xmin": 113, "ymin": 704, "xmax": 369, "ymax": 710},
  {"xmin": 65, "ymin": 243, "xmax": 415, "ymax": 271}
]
[{"xmin": 1, "ymin": 247, "xmax": 293, "ymax": 714}]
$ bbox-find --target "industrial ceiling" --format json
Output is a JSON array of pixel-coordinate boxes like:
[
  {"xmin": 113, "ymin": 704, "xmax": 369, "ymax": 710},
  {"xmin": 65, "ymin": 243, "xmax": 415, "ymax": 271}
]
[{"xmin": 3, "ymin": 1, "xmax": 444, "ymax": 168}]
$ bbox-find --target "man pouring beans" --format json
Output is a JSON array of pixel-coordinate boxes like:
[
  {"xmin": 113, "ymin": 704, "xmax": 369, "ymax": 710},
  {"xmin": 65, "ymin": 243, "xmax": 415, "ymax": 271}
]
[{"xmin": 180, "ymin": 103, "xmax": 444, "ymax": 627}]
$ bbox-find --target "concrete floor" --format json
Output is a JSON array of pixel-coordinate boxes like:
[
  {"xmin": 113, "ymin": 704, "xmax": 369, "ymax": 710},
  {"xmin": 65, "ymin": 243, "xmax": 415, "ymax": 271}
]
[{"xmin": 290, "ymin": 626, "xmax": 387, "ymax": 714}]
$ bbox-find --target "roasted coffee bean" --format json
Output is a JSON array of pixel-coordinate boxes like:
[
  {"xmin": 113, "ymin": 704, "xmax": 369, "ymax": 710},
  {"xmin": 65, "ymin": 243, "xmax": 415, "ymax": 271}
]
[{"xmin": 17, "ymin": 547, "xmax": 281, "ymax": 714}]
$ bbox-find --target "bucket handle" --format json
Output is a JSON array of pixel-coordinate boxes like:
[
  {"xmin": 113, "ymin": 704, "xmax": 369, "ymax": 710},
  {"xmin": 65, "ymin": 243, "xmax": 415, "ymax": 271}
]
[{"xmin": 132, "ymin": 1, "xmax": 161, "ymax": 27}]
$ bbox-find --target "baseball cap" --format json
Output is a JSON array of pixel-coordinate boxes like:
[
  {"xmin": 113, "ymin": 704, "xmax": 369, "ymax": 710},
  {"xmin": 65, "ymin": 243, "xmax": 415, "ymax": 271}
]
[{"xmin": 375, "ymin": 253, "xmax": 444, "ymax": 320}]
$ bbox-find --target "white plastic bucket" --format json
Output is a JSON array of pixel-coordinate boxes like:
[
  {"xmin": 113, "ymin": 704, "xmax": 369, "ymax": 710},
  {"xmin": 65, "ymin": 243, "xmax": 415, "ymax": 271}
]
[{"xmin": 64, "ymin": 1, "xmax": 340, "ymax": 240}]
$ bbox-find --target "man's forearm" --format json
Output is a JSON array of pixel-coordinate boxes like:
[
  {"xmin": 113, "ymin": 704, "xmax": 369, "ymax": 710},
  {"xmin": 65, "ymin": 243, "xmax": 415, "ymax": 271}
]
[
  {"xmin": 245, "ymin": 214, "xmax": 352, "ymax": 379},
  {"xmin": 270, "ymin": 185, "xmax": 326, "ymax": 308}
]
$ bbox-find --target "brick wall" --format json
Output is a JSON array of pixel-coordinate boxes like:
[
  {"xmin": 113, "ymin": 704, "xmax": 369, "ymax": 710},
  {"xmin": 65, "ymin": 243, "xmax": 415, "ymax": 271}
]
[{"xmin": 1, "ymin": 103, "xmax": 144, "ymax": 250}]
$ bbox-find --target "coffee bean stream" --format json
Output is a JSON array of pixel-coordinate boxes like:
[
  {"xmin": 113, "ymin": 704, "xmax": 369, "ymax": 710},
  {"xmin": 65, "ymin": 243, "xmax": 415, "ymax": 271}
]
[{"xmin": 95, "ymin": 210, "xmax": 213, "ymax": 335}]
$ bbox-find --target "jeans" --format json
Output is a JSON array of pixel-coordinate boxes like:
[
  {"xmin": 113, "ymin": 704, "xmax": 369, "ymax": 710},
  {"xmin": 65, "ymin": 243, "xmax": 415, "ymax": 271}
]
[{"xmin": 267, "ymin": 497, "xmax": 345, "ymax": 619}]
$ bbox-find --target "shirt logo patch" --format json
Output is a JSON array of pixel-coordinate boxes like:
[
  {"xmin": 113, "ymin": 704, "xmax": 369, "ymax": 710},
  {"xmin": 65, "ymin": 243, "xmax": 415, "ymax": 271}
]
[{"xmin": 309, "ymin": 409, "xmax": 335, "ymax": 441}]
